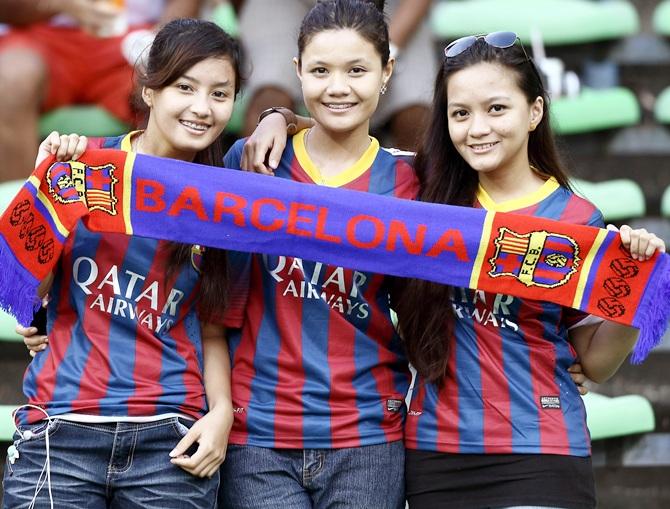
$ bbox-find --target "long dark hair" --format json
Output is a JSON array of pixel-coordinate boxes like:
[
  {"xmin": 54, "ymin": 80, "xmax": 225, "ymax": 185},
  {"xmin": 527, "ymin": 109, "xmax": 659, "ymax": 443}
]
[
  {"xmin": 395, "ymin": 39, "xmax": 571, "ymax": 383},
  {"xmin": 136, "ymin": 18, "xmax": 242, "ymax": 319},
  {"xmin": 297, "ymin": 0, "xmax": 389, "ymax": 66}
]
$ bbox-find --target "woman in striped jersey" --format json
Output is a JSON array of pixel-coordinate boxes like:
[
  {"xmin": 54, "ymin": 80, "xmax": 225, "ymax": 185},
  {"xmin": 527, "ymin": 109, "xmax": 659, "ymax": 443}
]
[
  {"xmin": 395, "ymin": 32, "xmax": 665, "ymax": 509},
  {"xmin": 8, "ymin": 19, "xmax": 241, "ymax": 508}
]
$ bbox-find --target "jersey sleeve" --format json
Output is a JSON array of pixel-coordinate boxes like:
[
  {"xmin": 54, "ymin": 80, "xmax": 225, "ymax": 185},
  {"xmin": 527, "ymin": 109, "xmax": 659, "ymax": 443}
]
[{"xmin": 223, "ymin": 138, "xmax": 246, "ymax": 169}]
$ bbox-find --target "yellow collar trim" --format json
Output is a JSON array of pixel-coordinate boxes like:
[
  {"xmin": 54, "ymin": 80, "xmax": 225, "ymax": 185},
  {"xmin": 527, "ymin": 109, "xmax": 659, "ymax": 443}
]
[
  {"xmin": 477, "ymin": 177, "xmax": 560, "ymax": 212},
  {"xmin": 120, "ymin": 131, "xmax": 143, "ymax": 153},
  {"xmin": 292, "ymin": 128, "xmax": 379, "ymax": 187}
]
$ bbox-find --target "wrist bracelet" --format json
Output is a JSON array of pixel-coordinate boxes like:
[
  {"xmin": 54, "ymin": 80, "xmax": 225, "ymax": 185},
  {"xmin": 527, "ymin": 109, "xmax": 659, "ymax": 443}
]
[{"xmin": 258, "ymin": 107, "xmax": 298, "ymax": 136}]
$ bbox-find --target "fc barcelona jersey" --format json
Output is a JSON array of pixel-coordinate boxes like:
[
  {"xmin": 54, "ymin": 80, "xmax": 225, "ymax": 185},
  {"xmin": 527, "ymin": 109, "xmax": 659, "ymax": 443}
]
[
  {"xmin": 224, "ymin": 130, "xmax": 419, "ymax": 448},
  {"xmin": 20, "ymin": 134, "xmax": 208, "ymax": 424},
  {"xmin": 405, "ymin": 178, "xmax": 604, "ymax": 456}
]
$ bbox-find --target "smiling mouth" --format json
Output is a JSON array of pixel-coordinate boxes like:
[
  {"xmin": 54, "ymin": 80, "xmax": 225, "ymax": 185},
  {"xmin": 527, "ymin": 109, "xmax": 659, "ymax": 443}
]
[
  {"xmin": 179, "ymin": 120, "xmax": 210, "ymax": 132},
  {"xmin": 323, "ymin": 103, "xmax": 357, "ymax": 112},
  {"xmin": 469, "ymin": 142, "xmax": 499, "ymax": 153}
]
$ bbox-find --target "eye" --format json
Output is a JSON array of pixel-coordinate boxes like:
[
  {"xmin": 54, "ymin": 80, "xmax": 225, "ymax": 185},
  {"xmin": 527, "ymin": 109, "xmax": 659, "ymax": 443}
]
[
  {"xmin": 451, "ymin": 109, "xmax": 468, "ymax": 119},
  {"xmin": 490, "ymin": 104, "xmax": 506, "ymax": 113},
  {"xmin": 176, "ymin": 83, "xmax": 193, "ymax": 92},
  {"xmin": 212, "ymin": 90, "xmax": 229, "ymax": 99},
  {"xmin": 311, "ymin": 67, "xmax": 328, "ymax": 75},
  {"xmin": 349, "ymin": 66, "xmax": 366, "ymax": 75}
]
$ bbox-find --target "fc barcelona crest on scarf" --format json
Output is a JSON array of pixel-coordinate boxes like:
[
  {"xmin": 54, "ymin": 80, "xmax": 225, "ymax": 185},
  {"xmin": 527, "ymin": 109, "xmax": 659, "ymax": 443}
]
[
  {"xmin": 46, "ymin": 161, "xmax": 119, "ymax": 215},
  {"xmin": 488, "ymin": 228, "xmax": 580, "ymax": 288}
]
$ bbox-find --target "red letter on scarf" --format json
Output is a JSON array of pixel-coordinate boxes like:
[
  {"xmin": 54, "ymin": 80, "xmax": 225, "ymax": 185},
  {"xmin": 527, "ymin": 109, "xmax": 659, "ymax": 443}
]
[
  {"xmin": 347, "ymin": 215, "xmax": 385, "ymax": 249},
  {"xmin": 213, "ymin": 192, "xmax": 247, "ymax": 226},
  {"xmin": 168, "ymin": 186, "xmax": 209, "ymax": 221},
  {"xmin": 251, "ymin": 198, "xmax": 286, "ymax": 231},
  {"xmin": 136, "ymin": 179, "xmax": 166, "ymax": 212},
  {"xmin": 426, "ymin": 229, "xmax": 470, "ymax": 261},
  {"xmin": 287, "ymin": 202, "xmax": 316, "ymax": 237}
]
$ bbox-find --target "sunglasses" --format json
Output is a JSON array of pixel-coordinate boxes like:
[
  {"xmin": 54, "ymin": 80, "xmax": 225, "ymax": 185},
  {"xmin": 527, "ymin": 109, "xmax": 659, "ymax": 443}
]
[
  {"xmin": 444, "ymin": 31, "xmax": 544, "ymax": 87},
  {"xmin": 444, "ymin": 31, "xmax": 525, "ymax": 58}
]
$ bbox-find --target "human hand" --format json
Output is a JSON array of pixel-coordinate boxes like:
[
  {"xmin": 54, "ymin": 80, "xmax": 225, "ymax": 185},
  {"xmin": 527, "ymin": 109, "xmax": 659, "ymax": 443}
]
[
  {"xmin": 17, "ymin": 324, "xmax": 48, "ymax": 358},
  {"xmin": 609, "ymin": 224, "xmax": 666, "ymax": 261},
  {"xmin": 568, "ymin": 362, "xmax": 589, "ymax": 396},
  {"xmin": 240, "ymin": 113, "xmax": 289, "ymax": 175},
  {"xmin": 36, "ymin": 131, "xmax": 88, "ymax": 168},
  {"xmin": 169, "ymin": 405, "xmax": 233, "ymax": 478}
]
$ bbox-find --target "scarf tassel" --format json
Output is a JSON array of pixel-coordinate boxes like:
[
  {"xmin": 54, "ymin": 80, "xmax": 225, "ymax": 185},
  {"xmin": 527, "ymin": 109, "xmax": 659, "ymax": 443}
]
[{"xmin": 632, "ymin": 254, "xmax": 670, "ymax": 363}]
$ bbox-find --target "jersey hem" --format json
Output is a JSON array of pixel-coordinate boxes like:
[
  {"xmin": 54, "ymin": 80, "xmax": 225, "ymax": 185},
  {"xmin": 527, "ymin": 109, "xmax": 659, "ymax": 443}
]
[
  {"xmin": 404, "ymin": 439, "xmax": 591, "ymax": 457},
  {"xmin": 229, "ymin": 429, "xmax": 404, "ymax": 449}
]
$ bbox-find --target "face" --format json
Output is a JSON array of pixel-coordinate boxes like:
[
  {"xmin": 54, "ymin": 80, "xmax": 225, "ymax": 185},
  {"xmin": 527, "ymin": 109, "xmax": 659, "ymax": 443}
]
[
  {"xmin": 142, "ymin": 56, "xmax": 236, "ymax": 160},
  {"xmin": 296, "ymin": 29, "xmax": 393, "ymax": 136},
  {"xmin": 446, "ymin": 62, "xmax": 543, "ymax": 178}
]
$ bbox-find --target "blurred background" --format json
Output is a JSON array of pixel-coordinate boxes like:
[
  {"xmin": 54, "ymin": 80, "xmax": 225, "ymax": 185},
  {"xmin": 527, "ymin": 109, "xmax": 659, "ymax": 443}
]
[{"xmin": 0, "ymin": 1, "xmax": 669, "ymax": 506}]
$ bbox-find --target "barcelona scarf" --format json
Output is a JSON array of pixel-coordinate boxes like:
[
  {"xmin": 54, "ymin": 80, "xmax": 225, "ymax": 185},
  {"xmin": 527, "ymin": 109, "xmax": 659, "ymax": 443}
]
[{"xmin": 1, "ymin": 150, "xmax": 669, "ymax": 362}]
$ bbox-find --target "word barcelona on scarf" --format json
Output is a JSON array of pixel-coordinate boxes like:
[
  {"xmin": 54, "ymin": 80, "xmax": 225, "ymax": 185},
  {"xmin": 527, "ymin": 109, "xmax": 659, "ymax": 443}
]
[{"xmin": 1, "ymin": 150, "xmax": 669, "ymax": 362}]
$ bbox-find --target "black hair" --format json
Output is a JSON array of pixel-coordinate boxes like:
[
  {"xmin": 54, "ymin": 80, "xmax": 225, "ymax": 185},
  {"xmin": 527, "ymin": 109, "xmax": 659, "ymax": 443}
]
[
  {"xmin": 297, "ymin": 0, "xmax": 389, "ymax": 66},
  {"xmin": 137, "ymin": 18, "xmax": 242, "ymax": 319},
  {"xmin": 396, "ymin": 39, "xmax": 571, "ymax": 383}
]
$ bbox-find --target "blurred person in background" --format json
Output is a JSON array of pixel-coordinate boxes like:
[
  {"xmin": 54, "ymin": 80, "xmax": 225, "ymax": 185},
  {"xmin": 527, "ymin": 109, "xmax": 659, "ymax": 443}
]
[{"xmin": 0, "ymin": 0, "xmax": 204, "ymax": 182}]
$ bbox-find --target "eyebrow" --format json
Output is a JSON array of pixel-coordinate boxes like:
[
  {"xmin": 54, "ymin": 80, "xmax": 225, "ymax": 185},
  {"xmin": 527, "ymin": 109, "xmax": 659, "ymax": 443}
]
[
  {"xmin": 182, "ymin": 75, "xmax": 232, "ymax": 88},
  {"xmin": 447, "ymin": 96, "xmax": 512, "ymax": 108},
  {"xmin": 309, "ymin": 59, "xmax": 369, "ymax": 66}
]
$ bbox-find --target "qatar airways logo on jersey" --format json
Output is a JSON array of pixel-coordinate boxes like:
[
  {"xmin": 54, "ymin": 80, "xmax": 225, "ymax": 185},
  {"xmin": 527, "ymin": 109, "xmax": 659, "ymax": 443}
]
[
  {"xmin": 263, "ymin": 255, "xmax": 370, "ymax": 319},
  {"xmin": 72, "ymin": 256, "xmax": 185, "ymax": 333},
  {"xmin": 451, "ymin": 288, "xmax": 519, "ymax": 331}
]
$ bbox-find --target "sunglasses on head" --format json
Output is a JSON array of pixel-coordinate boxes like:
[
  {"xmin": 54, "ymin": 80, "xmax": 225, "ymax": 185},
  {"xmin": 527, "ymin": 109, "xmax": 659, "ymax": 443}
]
[
  {"xmin": 444, "ymin": 31, "xmax": 544, "ymax": 87},
  {"xmin": 444, "ymin": 31, "xmax": 524, "ymax": 58}
]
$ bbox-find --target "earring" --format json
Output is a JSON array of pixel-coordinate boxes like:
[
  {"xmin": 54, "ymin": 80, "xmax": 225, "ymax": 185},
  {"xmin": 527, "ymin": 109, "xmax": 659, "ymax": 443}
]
[{"xmin": 380, "ymin": 82, "xmax": 388, "ymax": 95}]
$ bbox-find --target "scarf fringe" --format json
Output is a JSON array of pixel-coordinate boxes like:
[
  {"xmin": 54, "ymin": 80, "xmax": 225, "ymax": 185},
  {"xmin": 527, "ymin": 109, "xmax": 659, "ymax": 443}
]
[
  {"xmin": 631, "ymin": 254, "xmax": 670, "ymax": 363},
  {"xmin": 0, "ymin": 241, "xmax": 41, "ymax": 327}
]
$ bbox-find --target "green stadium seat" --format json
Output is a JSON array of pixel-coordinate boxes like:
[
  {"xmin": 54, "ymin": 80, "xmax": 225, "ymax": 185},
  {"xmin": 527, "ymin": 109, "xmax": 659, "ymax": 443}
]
[
  {"xmin": 653, "ymin": 0, "xmax": 670, "ymax": 36},
  {"xmin": 661, "ymin": 186, "xmax": 670, "ymax": 217},
  {"xmin": 0, "ymin": 405, "xmax": 17, "ymax": 442},
  {"xmin": 571, "ymin": 178, "xmax": 645, "ymax": 221},
  {"xmin": 211, "ymin": 1, "xmax": 239, "ymax": 38},
  {"xmin": 430, "ymin": 0, "xmax": 639, "ymax": 45},
  {"xmin": 551, "ymin": 87, "xmax": 640, "ymax": 135},
  {"xmin": 655, "ymin": 87, "xmax": 670, "ymax": 125},
  {"xmin": 0, "ymin": 180, "xmax": 23, "ymax": 213},
  {"xmin": 583, "ymin": 392, "xmax": 655, "ymax": 440},
  {"xmin": 38, "ymin": 106, "xmax": 128, "ymax": 140}
]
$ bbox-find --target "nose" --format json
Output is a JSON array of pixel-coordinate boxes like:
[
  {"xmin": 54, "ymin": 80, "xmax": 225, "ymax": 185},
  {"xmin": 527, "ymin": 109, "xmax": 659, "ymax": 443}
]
[
  {"xmin": 468, "ymin": 112, "xmax": 491, "ymax": 138},
  {"xmin": 190, "ymin": 91, "xmax": 212, "ymax": 117},
  {"xmin": 326, "ymin": 72, "xmax": 351, "ymax": 96}
]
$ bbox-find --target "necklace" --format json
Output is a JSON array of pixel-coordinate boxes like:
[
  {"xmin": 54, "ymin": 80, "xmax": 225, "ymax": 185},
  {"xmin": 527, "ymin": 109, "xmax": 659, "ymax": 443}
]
[{"xmin": 304, "ymin": 128, "xmax": 327, "ymax": 185}]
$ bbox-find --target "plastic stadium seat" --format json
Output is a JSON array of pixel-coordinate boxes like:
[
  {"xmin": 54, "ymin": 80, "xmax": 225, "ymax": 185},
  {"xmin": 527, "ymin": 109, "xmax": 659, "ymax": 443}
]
[
  {"xmin": 653, "ymin": 0, "xmax": 670, "ymax": 36},
  {"xmin": 211, "ymin": 1, "xmax": 239, "ymax": 37},
  {"xmin": 0, "ymin": 405, "xmax": 17, "ymax": 442},
  {"xmin": 551, "ymin": 87, "xmax": 640, "ymax": 135},
  {"xmin": 0, "ymin": 180, "xmax": 23, "ymax": 213},
  {"xmin": 571, "ymin": 178, "xmax": 645, "ymax": 221},
  {"xmin": 38, "ymin": 106, "xmax": 128, "ymax": 140},
  {"xmin": 431, "ymin": 0, "xmax": 639, "ymax": 45},
  {"xmin": 583, "ymin": 392, "xmax": 655, "ymax": 440},
  {"xmin": 655, "ymin": 87, "xmax": 670, "ymax": 125},
  {"xmin": 661, "ymin": 186, "xmax": 670, "ymax": 217}
]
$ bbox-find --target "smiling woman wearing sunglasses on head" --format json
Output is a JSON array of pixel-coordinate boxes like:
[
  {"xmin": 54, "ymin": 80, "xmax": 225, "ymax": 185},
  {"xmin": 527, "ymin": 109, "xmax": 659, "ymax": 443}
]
[{"xmin": 394, "ymin": 32, "xmax": 665, "ymax": 509}]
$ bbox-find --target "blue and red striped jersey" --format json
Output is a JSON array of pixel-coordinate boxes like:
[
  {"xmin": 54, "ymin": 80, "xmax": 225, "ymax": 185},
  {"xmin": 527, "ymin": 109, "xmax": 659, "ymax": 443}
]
[
  {"xmin": 224, "ymin": 130, "xmax": 419, "ymax": 448},
  {"xmin": 405, "ymin": 178, "xmax": 604, "ymax": 456},
  {"xmin": 20, "ymin": 133, "xmax": 209, "ymax": 424}
]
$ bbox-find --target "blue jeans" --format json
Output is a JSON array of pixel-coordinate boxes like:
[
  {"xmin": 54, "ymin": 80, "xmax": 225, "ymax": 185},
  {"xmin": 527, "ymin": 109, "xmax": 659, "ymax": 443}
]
[
  {"xmin": 219, "ymin": 442, "xmax": 405, "ymax": 509},
  {"xmin": 2, "ymin": 417, "xmax": 219, "ymax": 508}
]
